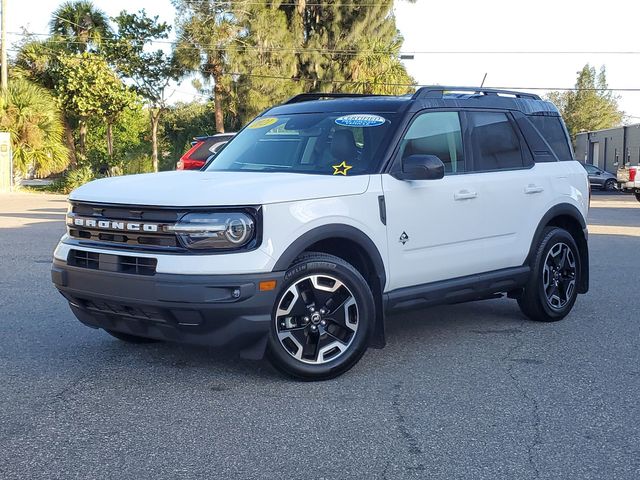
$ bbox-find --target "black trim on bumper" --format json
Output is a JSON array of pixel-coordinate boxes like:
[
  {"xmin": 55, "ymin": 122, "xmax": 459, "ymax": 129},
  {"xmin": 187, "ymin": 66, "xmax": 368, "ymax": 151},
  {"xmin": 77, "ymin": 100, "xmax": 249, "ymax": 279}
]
[{"xmin": 52, "ymin": 260, "xmax": 284, "ymax": 359}]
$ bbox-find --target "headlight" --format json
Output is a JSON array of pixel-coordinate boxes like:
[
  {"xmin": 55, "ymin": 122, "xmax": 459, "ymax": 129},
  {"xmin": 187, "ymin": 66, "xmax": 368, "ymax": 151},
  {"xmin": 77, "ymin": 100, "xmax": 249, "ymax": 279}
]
[{"xmin": 167, "ymin": 212, "xmax": 256, "ymax": 250}]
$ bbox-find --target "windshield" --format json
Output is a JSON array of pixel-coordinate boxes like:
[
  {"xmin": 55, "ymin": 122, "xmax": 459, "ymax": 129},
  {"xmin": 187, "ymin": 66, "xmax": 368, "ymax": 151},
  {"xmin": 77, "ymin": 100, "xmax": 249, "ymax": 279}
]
[{"xmin": 205, "ymin": 112, "xmax": 398, "ymax": 175}]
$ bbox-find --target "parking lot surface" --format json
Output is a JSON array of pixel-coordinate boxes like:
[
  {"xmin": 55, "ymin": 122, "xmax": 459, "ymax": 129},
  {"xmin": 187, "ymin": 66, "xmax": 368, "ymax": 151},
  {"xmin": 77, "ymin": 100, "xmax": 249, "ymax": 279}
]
[{"xmin": 0, "ymin": 191, "xmax": 638, "ymax": 479}]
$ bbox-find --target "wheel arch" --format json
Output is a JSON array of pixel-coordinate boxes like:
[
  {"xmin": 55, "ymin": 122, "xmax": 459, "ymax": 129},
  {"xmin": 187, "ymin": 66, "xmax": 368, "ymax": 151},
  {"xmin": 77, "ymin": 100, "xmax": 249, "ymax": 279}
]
[
  {"xmin": 272, "ymin": 224, "xmax": 387, "ymax": 348},
  {"xmin": 526, "ymin": 203, "xmax": 589, "ymax": 294}
]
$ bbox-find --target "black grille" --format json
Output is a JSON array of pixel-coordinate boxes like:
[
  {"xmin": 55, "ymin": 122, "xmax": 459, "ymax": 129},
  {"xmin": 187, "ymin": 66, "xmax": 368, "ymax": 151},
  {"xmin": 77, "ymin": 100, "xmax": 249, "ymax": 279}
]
[
  {"xmin": 67, "ymin": 202, "xmax": 182, "ymax": 252},
  {"xmin": 119, "ymin": 256, "xmax": 157, "ymax": 276},
  {"xmin": 69, "ymin": 250, "xmax": 100, "ymax": 270},
  {"xmin": 81, "ymin": 298, "xmax": 166, "ymax": 323},
  {"xmin": 68, "ymin": 250, "xmax": 157, "ymax": 276}
]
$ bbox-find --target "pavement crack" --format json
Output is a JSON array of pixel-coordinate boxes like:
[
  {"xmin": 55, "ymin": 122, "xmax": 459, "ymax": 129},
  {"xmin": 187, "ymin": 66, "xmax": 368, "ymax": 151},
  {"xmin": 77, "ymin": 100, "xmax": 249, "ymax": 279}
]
[
  {"xmin": 391, "ymin": 381, "xmax": 423, "ymax": 456},
  {"xmin": 503, "ymin": 333, "xmax": 542, "ymax": 480}
]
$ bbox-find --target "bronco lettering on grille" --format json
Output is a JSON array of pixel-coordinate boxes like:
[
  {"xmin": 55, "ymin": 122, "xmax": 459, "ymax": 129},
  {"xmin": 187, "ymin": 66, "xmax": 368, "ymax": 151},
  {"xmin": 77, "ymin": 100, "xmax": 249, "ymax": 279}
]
[{"xmin": 70, "ymin": 217, "xmax": 160, "ymax": 233}]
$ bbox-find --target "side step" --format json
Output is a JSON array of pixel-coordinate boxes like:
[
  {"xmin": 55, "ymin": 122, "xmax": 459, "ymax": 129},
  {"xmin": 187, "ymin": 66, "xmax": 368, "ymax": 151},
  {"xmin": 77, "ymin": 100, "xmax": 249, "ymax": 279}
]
[{"xmin": 384, "ymin": 266, "xmax": 530, "ymax": 313}]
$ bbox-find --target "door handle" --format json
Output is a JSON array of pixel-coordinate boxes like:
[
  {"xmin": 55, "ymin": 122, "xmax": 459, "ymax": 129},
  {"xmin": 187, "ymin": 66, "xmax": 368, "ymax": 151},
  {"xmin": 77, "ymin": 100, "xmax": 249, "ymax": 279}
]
[
  {"xmin": 524, "ymin": 184, "xmax": 544, "ymax": 194},
  {"xmin": 454, "ymin": 190, "xmax": 478, "ymax": 201}
]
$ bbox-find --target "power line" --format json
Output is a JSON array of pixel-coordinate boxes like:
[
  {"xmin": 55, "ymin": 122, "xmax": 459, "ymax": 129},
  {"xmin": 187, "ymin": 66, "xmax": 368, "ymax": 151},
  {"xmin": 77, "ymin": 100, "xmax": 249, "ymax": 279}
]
[
  {"xmin": 175, "ymin": 0, "xmax": 397, "ymax": 6},
  {"xmin": 10, "ymin": 33, "xmax": 640, "ymax": 57}
]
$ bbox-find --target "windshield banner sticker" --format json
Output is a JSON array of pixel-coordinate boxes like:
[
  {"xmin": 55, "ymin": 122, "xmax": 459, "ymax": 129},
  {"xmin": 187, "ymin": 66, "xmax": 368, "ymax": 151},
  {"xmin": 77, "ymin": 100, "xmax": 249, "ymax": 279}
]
[
  {"xmin": 335, "ymin": 114, "xmax": 386, "ymax": 128},
  {"xmin": 332, "ymin": 161, "xmax": 353, "ymax": 176},
  {"xmin": 248, "ymin": 117, "xmax": 278, "ymax": 129}
]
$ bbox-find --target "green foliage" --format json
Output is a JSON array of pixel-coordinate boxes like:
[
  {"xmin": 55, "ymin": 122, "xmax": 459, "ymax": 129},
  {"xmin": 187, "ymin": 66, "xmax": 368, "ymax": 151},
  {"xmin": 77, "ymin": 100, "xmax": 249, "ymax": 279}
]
[
  {"xmin": 13, "ymin": 38, "xmax": 67, "ymax": 90},
  {"xmin": 109, "ymin": 9, "xmax": 178, "ymax": 104},
  {"xmin": 547, "ymin": 64, "xmax": 624, "ymax": 138},
  {"xmin": 108, "ymin": 10, "xmax": 180, "ymax": 171},
  {"xmin": 173, "ymin": 0, "xmax": 415, "ymax": 130},
  {"xmin": 84, "ymin": 105, "xmax": 152, "ymax": 173},
  {"xmin": 160, "ymin": 101, "xmax": 216, "ymax": 170},
  {"xmin": 228, "ymin": 3, "xmax": 302, "ymax": 127},
  {"xmin": 173, "ymin": 0, "xmax": 239, "ymax": 132},
  {"xmin": 51, "ymin": 166, "xmax": 95, "ymax": 193},
  {"xmin": 55, "ymin": 53, "xmax": 138, "ymax": 121},
  {"xmin": 0, "ymin": 78, "xmax": 69, "ymax": 177},
  {"xmin": 12, "ymin": 0, "xmax": 418, "ymax": 179},
  {"xmin": 288, "ymin": 0, "xmax": 415, "ymax": 94},
  {"xmin": 50, "ymin": 0, "xmax": 112, "ymax": 53}
]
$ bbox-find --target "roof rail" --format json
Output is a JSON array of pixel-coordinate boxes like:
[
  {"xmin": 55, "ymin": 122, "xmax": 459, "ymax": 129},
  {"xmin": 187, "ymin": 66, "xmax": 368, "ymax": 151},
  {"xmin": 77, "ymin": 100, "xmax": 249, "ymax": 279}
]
[
  {"xmin": 283, "ymin": 92, "xmax": 383, "ymax": 105},
  {"xmin": 412, "ymin": 86, "xmax": 541, "ymax": 101}
]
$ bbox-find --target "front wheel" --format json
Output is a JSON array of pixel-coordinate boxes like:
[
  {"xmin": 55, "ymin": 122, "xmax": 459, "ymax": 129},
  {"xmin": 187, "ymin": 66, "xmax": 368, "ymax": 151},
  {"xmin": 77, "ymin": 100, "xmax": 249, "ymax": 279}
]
[
  {"xmin": 518, "ymin": 227, "xmax": 581, "ymax": 322},
  {"xmin": 267, "ymin": 252, "xmax": 374, "ymax": 380},
  {"xmin": 635, "ymin": 192, "xmax": 640, "ymax": 203}
]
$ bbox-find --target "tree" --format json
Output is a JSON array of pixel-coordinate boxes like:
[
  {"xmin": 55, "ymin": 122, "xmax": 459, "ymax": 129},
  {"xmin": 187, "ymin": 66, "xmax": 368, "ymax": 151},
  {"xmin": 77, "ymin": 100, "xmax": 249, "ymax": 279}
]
[
  {"xmin": 161, "ymin": 101, "xmax": 217, "ymax": 169},
  {"xmin": 547, "ymin": 64, "xmax": 624, "ymax": 138},
  {"xmin": 228, "ymin": 2, "xmax": 302, "ymax": 126},
  {"xmin": 54, "ymin": 53, "xmax": 138, "ymax": 161},
  {"xmin": 348, "ymin": 37, "xmax": 415, "ymax": 95},
  {"xmin": 285, "ymin": 0, "xmax": 414, "ymax": 93},
  {"xmin": 173, "ymin": 0, "xmax": 239, "ymax": 133},
  {"xmin": 85, "ymin": 104, "xmax": 152, "ymax": 175},
  {"xmin": 109, "ymin": 10, "xmax": 179, "ymax": 172},
  {"xmin": 14, "ymin": 38, "xmax": 79, "ymax": 165},
  {"xmin": 0, "ymin": 78, "xmax": 69, "ymax": 178},
  {"xmin": 49, "ymin": 0, "xmax": 111, "ymax": 53}
]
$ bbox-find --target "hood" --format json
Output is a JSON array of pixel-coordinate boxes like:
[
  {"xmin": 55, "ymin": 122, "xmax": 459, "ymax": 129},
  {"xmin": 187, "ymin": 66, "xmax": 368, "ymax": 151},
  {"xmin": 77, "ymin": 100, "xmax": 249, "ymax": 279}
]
[{"xmin": 69, "ymin": 170, "xmax": 371, "ymax": 206}]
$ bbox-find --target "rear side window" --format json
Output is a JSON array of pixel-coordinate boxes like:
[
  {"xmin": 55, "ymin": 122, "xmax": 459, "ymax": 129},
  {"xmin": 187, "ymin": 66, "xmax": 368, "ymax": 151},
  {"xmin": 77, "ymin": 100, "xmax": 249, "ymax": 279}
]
[
  {"xmin": 528, "ymin": 116, "xmax": 573, "ymax": 160},
  {"xmin": 467, "ymin": 112, "xmax": 524, "ymax": 171},
  {"xmin": 399, "ymin": 112, "xmax": 465, "ymax": 174}
]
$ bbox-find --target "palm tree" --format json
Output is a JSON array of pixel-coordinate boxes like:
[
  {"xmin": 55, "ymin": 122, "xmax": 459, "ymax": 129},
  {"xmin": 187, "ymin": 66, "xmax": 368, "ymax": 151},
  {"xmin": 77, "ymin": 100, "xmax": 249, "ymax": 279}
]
[
  {"xmin": 0, "ymin": 78, "xmax": 69, "ymax": 178},
  {"xmin": 173, "ymin": 0, "xmax": 238, "ymax": 133},
  {"xmin": 49, "ymin": 0, "xmax": 111, "ymax": 53}
]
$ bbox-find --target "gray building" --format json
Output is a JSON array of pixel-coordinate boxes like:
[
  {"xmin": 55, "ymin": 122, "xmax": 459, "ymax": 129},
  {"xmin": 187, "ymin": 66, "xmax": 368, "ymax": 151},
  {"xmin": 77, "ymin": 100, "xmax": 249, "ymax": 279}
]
[{"xmin": 575, "ymin": 124, "xmax": 640, "ymax": 174}]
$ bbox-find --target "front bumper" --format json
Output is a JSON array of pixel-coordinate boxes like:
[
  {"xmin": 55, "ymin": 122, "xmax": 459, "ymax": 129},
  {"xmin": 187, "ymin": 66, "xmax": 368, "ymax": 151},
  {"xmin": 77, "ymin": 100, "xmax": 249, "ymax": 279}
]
[{"xmin": 52, "ymin": 260, "xmax": 284, "ymax": 359}]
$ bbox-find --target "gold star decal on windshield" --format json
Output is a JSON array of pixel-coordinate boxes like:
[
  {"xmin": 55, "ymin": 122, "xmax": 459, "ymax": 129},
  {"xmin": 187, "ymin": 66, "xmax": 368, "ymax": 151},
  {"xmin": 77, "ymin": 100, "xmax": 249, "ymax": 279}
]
[{"xmin": 332, "ymin": 161, "xmax": 353, "ymax": 176}]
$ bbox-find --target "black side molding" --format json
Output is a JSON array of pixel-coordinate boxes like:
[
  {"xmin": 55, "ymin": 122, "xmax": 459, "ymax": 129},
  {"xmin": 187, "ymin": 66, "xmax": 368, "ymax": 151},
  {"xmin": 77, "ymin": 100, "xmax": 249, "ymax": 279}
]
[
  {"xmin": 384, "ymin": 266, "xmax": 530, "ymax": 313},
  {"xmin": 378, "ymin": 195, "xmax": 387, "ymax": 225}
]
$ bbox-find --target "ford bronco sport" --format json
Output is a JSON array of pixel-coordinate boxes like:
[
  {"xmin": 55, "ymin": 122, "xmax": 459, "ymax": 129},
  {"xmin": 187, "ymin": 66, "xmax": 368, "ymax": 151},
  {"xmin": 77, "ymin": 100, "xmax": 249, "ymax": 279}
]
[{"xmin": 52, "ymin": 87, "xmax": 590, "ymax": 380}]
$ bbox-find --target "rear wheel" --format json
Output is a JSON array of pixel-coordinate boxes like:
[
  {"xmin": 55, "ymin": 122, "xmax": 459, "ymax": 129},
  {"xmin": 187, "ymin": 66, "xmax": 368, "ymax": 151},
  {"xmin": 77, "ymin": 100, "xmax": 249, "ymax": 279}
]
[
  {"xmin": 267, "ymin": 252, "xmax": 374, "ymax": 380},
  {"xmin": 635, "ymin": 192, "xmax": 640, "ymax": 203},
  {"xmin": 518, "ymin": 227, "xmax": 580, "ymax": 322},
  {"xmin": 105, "ymin": 329, "xmax": 160, "ymax": 344}
]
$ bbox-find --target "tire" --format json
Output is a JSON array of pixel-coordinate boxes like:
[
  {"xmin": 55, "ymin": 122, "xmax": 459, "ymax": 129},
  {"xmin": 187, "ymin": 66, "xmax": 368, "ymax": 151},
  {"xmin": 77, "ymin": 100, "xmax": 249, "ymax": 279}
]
[
  {"xmin": 105, "ymin": 329, "xmax": 160, "ymax": 344},
  {"xmin": 604, "ymin": 179, "xmax": 616, "ymax": 191},
  {"xmin": 518, "ymin": 227, "xmax": 580, "ymax": 322},
  {"xmin": 266, "ymin": 252, "xmax": 374, "ymax": 380},
  {"xmin": 635, "ymin": 192, "xmax": 640, "ymax": 203}
]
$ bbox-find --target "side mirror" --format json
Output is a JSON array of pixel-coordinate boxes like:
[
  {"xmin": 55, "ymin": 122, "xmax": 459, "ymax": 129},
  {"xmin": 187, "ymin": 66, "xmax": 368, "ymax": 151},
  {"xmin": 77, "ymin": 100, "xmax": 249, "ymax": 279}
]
[{"xmin": 397, "ymin": 154, "xmax": 445, "ymax": 180}]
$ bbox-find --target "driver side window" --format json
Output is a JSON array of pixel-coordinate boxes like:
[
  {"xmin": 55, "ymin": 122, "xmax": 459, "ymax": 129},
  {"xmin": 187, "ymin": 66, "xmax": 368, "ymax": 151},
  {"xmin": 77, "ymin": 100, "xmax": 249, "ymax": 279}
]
[{"xmin": 399, "ymin": 111, "xmax": 465, "ymax": 174}]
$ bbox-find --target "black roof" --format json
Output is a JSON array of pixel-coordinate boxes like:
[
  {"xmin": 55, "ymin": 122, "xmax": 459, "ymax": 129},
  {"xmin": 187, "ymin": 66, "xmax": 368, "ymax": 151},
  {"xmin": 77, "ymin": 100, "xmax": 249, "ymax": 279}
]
[
  {"xmin": 266, "ymin": 86, "xmax": 560, "ymax": 117},
  {"xmin": 268, "ymin": 95, "xmax": 412, "ymax": 115}
]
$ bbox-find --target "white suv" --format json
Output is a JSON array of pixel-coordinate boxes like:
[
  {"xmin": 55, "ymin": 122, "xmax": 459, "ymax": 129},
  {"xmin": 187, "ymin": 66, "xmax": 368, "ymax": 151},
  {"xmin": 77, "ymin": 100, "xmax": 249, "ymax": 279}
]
[{"xmin": 52, "ymin": 87, "xmax": 590, "ymax": 380}]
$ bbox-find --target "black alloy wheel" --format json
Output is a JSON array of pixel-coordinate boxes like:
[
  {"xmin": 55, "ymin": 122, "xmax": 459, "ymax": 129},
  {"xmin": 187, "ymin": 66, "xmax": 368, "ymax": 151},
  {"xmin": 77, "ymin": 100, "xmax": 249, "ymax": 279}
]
[
  {"xmin": 518, "ymin": 227, "xmax": 581, "ymax": 322},
  {"xmin": 267, "ymin": 252, "xmax": 374, "ymax": 380},
  {"xmin": 604, "ymin": 179, "xmax": 616, "ymax": 191}
]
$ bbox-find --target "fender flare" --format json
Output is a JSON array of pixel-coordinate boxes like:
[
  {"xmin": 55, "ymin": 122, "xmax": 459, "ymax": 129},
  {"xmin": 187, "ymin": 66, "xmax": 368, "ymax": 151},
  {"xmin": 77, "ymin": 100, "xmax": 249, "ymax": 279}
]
[
  {"xmin": 271, "ymin": 224, "xmax": 387, "ymax": 348},
  {"xmin": 272, "ymin": 224, "xmax": 386, "ymax": 285},
  {"xmin": 526, "ymin": 203, "xmax": 589, "ymax": 293}
]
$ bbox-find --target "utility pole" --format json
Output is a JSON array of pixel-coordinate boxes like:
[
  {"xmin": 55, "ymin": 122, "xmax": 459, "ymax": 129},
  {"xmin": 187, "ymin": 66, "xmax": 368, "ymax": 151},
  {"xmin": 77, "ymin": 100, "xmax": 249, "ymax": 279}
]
[{"xmin": 1, "ymin": 0, "xmax": 7, "ymax": 92}]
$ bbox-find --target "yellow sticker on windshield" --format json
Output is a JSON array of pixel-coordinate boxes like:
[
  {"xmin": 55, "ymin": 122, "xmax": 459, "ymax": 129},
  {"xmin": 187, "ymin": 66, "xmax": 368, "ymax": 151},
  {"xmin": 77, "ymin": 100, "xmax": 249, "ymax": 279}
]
[
  {"xmin": 332, "ymin": 161, "xmax": 353, "ymax": 176},
  {"xmin": 248, "ymin": 117, "xmax": 278, "ymax": 129}
]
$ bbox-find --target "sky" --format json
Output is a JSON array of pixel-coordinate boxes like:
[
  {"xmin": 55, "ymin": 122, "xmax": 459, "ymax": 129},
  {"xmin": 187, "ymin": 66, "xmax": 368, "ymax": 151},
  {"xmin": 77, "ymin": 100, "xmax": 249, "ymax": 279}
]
[{"xmin": 7, "ymin": 0, "xmax": 640, "ymax": 121}]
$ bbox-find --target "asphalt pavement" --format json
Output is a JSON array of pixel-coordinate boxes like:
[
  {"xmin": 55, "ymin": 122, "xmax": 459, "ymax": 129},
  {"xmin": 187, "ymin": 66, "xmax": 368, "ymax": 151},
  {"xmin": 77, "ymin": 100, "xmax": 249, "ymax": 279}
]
[{"xmin": 0, "ymin": 190, "xmax": 638, "ymax": 479}]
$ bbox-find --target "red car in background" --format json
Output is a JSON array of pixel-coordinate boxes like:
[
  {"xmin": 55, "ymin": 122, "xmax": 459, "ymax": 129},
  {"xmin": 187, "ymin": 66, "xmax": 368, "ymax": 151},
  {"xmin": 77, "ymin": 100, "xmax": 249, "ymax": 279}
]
[{"xmin": 176, "ymin": 133, "xmax": 236, "ymax": 170}]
